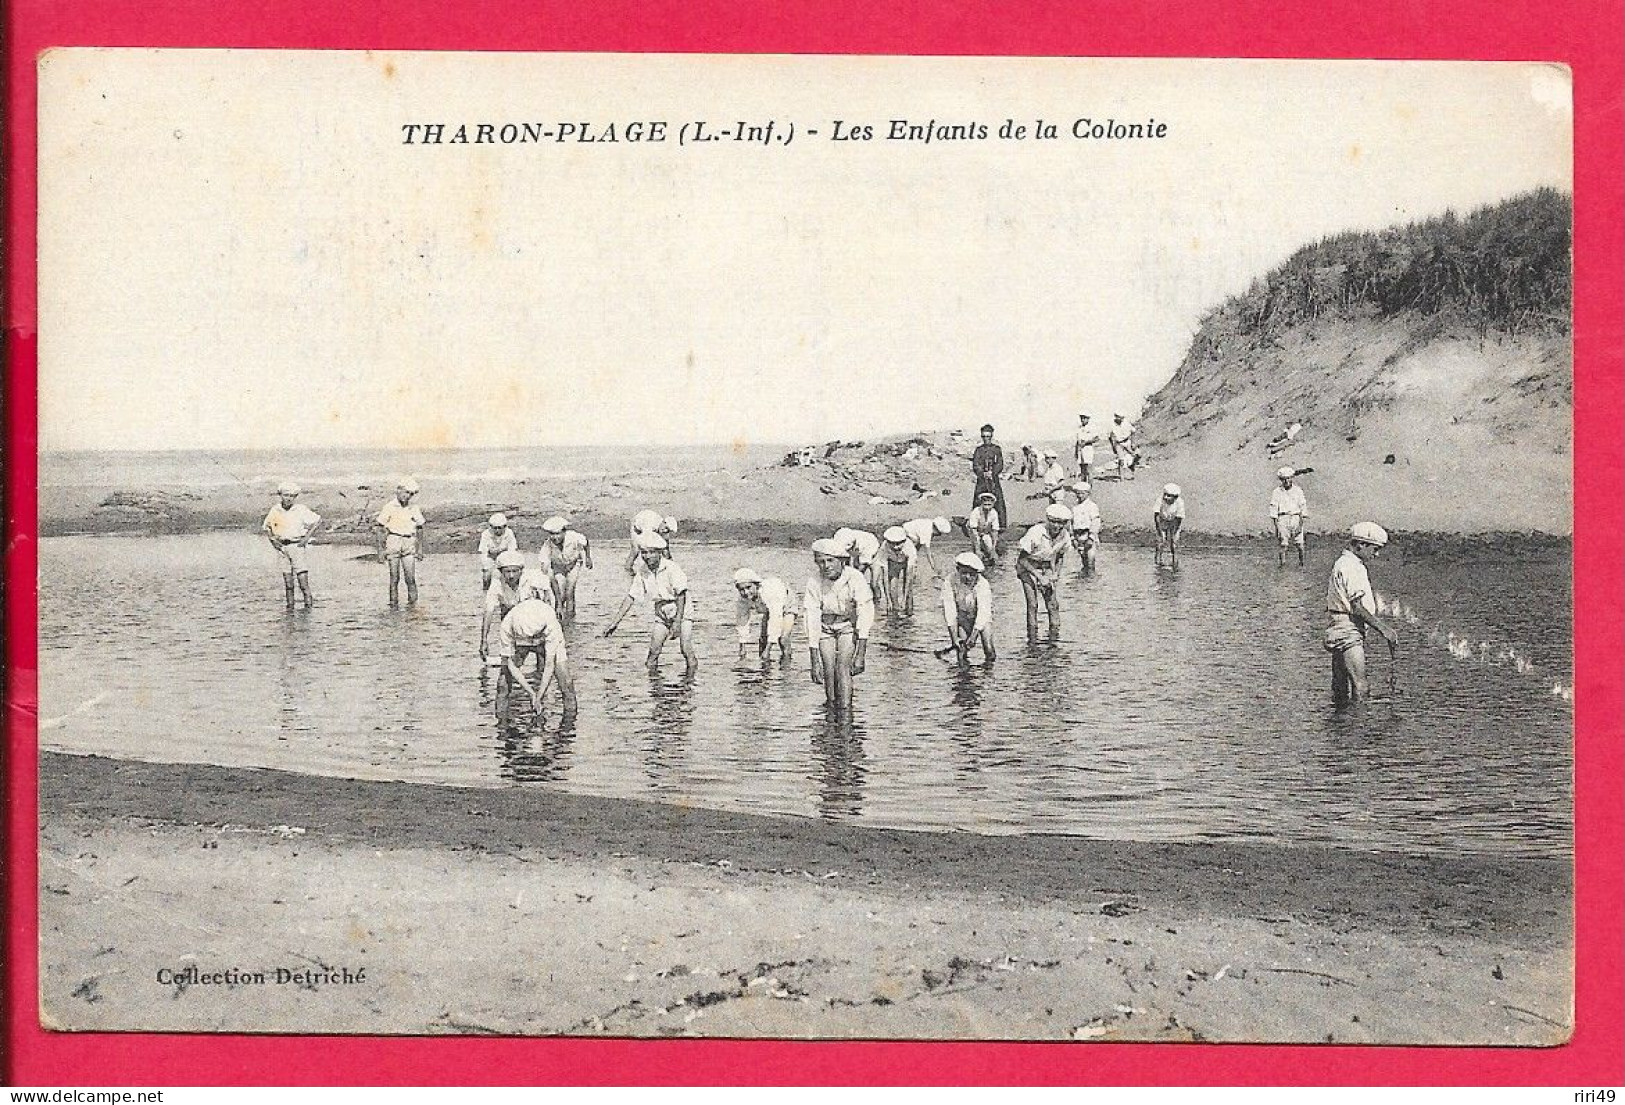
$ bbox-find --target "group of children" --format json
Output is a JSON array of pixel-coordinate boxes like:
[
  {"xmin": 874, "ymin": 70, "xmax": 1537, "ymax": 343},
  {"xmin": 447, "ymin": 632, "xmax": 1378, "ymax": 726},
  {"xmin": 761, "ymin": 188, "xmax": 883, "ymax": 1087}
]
[{"xmin": 259, "ymin": 449, "xmax": 1391, "ymax": 721}]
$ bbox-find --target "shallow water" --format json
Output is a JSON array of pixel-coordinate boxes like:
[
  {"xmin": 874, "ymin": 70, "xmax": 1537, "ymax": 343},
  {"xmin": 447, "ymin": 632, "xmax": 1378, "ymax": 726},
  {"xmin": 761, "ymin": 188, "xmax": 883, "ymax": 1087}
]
[{"xmin": 38, "ymin": 533, "xmax": 1572, "ymax": 858}]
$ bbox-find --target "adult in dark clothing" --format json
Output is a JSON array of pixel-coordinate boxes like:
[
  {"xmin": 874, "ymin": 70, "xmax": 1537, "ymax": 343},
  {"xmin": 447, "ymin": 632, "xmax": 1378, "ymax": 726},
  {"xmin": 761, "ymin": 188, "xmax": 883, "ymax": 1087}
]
[{"xmin": 970, "ymin": 424, "xmax": 1008, "ymax": 529}]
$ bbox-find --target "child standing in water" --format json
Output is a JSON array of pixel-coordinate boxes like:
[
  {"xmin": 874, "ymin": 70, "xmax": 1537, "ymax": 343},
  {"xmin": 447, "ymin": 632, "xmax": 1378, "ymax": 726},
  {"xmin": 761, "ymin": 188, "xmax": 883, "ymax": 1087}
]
[
  {"xmin": 804, "ymin": 538, "xmax": 875, "ymax": 712},
  {"xmin": 477, "ymin": 513, "xmax": 517, "ymax": 591},
  {"xmin": 262, "ymin": 482, "xmax": 321, "ymax": 610},
  {"xmin": 963, "ymin": 492, "xmax": 1002, "ymax": 565},
  {"xmin": 603, "ymin": 533, "xmax": 698, "ymax": 674},
  {"xmin": 880, "ymin": 526, "xmax": 918, "ymax": 614},
  {"xmin": 941, "ymin": 552, "xmax": 995, "ymax": 665},
  {"xmin": 1154, "ymin": 484, "xmax": 1185, "ymax": 568},
  {"xmin": 1325, "ymin": 522, "xmax": 1400, "ymax": 705},
  {"xmin": 375, "ymin": 478, "xmax": 427, "ymax": 606},
  {"xmin": 1017, "ymin": 503, "xmax": 1073, "ymax": 641}
]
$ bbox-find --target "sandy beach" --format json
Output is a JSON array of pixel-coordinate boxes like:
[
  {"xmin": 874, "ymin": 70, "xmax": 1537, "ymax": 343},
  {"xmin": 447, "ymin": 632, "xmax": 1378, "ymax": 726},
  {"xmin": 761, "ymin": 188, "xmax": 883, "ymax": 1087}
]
[{"xmin": 39, "ymin": 751, "xmax": 1572, "ymax": 1042}]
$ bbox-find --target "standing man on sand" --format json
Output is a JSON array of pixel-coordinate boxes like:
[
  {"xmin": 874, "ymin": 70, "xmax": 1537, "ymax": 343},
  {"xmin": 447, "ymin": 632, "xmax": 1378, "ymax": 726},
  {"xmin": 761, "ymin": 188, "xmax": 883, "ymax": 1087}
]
[
  {"xmin": 1074, "ymin": 414, "xmax": 1100, "ymax": 482},
  {"xmin": 963, "ymin": 492, "xmax": 1003, "ymax": 565},
  {"xmin": 604, "ymin": 533, "xmax": 698, "ymax": 674},
  {"xmin": 495, "ymin": 596, "xmax": 578, "ymax": 722},
  {"xmin": 1069, "ymin": 482, "xmax": 1102, "ymax": 573},
  {"xmin": 539, "ymin": 515, "xmax": 593, "ymax": 619},
  {"xmin": 733, "ymin": 568, "xmax": 798, "ymax": 664},
  {"xmin": 1325, "ymin": 522, "xmax": 1400, "ymax": 705},
  {"xmin": 1154, "ymin": 484, "xmax": 1185, "ymax": 568},
  {"xmin": 1269, "ymin": 467, "xmax": 1309, "ymax": 567},
  {"xmin": 262, "ymin": 482, "xmax": 321, "ymax": 610},
  {"xmin": 900, "ymin": 516, "xmax": 953, "ymax": 575},
  {"xmin": 480, "ymin": 549, "xmax": 551, "ymax": 666},
  {"xmin": 804, "ymin": 538, "xmax": 875, "ymax": 712},
  {"xmin": 971, "ymin": 424, "xmax": 1008, "ymax": 529},
  {"xmin": 375, "ymin": 478, "xmax": 426, "ymax": 606},
  {"xmin": 1016, "ymin": 503, "xmax": 1073, "ymax": 642},
  {"xmin": 941, "ymin": 552, "xmax": 995, "ymax": 665},
  {"xmin": 477, "ymin": 513, "xmax": 518, "ymax": 591},
  {"xmin": 1109, "ymin": 413, "xmax": 1139, "ymax": 479}
]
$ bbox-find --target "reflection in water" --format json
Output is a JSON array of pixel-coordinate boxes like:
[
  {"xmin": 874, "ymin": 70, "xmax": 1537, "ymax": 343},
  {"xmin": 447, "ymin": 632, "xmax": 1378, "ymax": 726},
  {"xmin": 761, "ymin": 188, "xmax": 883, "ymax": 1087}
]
[
  {"xmin": 812, "ymin": 706, "xmax": 867, "ymax": 819},
  {"xmin": 37, "ymin": 533, "xmax": 1575, "ymax": 858}
]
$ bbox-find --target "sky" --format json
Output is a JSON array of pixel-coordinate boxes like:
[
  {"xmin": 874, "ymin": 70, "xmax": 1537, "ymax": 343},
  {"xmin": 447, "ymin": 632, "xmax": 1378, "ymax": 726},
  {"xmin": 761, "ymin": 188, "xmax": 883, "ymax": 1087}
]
[{"xmin": 37, "ymin": 53, "xmax": 1572, "ymax": 452}]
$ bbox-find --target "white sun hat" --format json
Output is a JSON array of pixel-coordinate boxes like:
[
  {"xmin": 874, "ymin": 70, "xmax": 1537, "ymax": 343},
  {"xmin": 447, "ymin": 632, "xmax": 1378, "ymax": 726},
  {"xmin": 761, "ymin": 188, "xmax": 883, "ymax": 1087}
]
[
  {"xmin": 954, "ymin": 552, "xmax": 985, "ymax": 573},
  {"xmin": 1350, "ymin": 521, "xmax": 1389, "ymax": 547},
  {"xmin": 541, "ymin": 516, "xmax": 568, "ymax": 534},
  {"xmin": 1045, "ymin": 504, "xmax": 1073, "ymax": 523}
]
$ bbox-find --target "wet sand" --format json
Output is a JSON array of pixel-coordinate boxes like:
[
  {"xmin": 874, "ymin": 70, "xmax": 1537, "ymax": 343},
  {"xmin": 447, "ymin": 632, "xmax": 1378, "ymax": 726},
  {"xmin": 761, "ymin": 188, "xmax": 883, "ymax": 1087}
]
[{"xmin": 39, "ymin": 751, "xmax": 1572, "ymax": 1042}]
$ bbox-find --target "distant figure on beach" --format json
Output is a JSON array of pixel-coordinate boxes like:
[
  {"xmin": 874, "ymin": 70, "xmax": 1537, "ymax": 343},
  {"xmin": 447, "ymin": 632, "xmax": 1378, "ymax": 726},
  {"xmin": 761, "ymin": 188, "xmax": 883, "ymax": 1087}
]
[
  {"xmin": 1017, "ymin": 504, "xmax": 1072, "ymax": 641},
  {"xmin": 539, "ymin": 515, "xmax": 593, "ymax": 619},
  {"xmin": 625, "ymin": 510, "xmax": 677, "ymax": 574},
  {"xmin": 477, "ymin": 513, "xmax": 517, "ymax": 591},
  {"xmin": 1074, "ymin": 414, "xmax": 1100, "ymax": 481},
  {"xmin": 880, "ymin": 526, "xmax": 918, "ymax": 615},
  {"xmin": 1269, "ymin": 467, "xmax": 1309, "ymax": 567},
  {"xmin": 375, "ymin": 478, "xmax": 426, "ymax": 606},
  {"xmin": 262, "ymin": 481, "xmax": 321, "ymax": 610},
  {"xmin": 1069, "ymin": 482, "xmax": 1101, "ymax": 573},
  {"xmin": 804, "ymin": 538, "xmax": 875, "ymax": 712},
  {"xmin": 480, "ymin": 550, "xmax": 552, "ymax": 665},
  {"xmin": 1267, "ymin": 420, "xmax": 1303, "ymax": 457},
  {"xmin": 971, "ymin": 424, "xmax": 1008, "ymax": 528},
  {"xmin": 604, "ymin": 533, "xmax": 698, "ymax": 674},
  {"xmin": 1041, "ymin": 450, "xmax": 1068, "ymax": 494},
  {"xmin": 733, "ymin": 568, "xmax": 797, "ymax": 663},
  {"xmin": 1018, "ymin": 444, "xmax": 1039, "ymax": 481},
  {"xmin": 495, "ymin": 596, "xmax": 578, "ymax": 722},
  {"xmin": 963, "ymin": 492, "xmax": 1003, "ymax": 565},
  {"xmin": 941, "ymin": 552, "xmax": 995, "ymax": 665},
  {"xmin": 1109, "ymin": 413, "xmax": 1139, "ymax": 478},
  {"xmin": 833, "ymin": 527, "xmax": 885, "ymax": 606},
  {"xmin": 1154, "ymin": 484, "xmax": 1184, "ymax": 568},
  {"xmin": 1325, "ymin": 522, "xmax": 1400, "ymax": 705},
  {"xmin": 900, "ymin": 516, "xmax": 953, "ymax": 575}
]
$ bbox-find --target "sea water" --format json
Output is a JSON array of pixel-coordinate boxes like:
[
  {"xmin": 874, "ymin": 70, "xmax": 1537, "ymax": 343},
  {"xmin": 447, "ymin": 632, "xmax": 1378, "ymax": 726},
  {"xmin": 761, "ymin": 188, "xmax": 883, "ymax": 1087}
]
[{"xmin": 37, "ymin": 533, "xmax": 1572, "ymax": 859}]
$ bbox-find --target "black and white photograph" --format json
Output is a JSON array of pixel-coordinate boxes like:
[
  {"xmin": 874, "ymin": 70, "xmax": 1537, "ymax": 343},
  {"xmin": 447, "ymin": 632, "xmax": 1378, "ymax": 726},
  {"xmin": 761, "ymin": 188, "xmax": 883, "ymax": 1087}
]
[{"xmin": 35, "ymin": 51, "xmax": 1574, "ymax": 1042}]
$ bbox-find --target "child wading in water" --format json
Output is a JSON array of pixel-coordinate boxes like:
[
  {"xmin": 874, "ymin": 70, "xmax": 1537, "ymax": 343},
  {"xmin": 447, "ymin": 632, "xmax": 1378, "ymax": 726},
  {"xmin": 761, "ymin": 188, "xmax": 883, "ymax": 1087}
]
[
  {"xmin": 941, "ymin": 552, "xmax": 995, "ymax": 665},
  {"xmin": 604, "ymin": 533, "xmax": 698, "ymax": 674}
]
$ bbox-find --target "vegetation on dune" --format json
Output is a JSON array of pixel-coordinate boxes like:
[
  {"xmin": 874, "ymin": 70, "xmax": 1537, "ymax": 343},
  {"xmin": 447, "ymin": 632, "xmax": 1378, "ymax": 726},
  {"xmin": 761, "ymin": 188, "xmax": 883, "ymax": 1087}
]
[{"xmin": 1192, "ymin": 188, "xmax": 1572, "ymax": 353}]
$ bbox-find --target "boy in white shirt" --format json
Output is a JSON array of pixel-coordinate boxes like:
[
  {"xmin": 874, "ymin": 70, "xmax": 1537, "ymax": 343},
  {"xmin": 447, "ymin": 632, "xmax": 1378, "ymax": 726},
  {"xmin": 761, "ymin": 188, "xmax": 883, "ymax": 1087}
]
[
  {"xmin": 733, "ymin": 568, "xmax": 797, "ymax": 663},
  {"xmin": 262, "ymin": 482, "xmax": 321, "ymax": 610},
  {"xmin": 480, "ymin": 550, "xmax": 552, "ymax": 665},
  {"xmin": 1269, "ymin": 467, "xmax": 1309, "ymax": 567},
  {"xmin": 539, "ymin": 516, "xmax": 594, "ymax": 620},
  {"xmin": 941, "ymin": 552, "xmax": 995, "ymax": 665},
  {"xmin": 1074, "ymin": 414, "xmax": 1100, "ymax": 481},
  {"xmin": 477, "ymin": 512, "xmax": 518, "ymax": 591},
  {"xmin": 604, "ymin": 534, "xmax": 697, "ymax": 674},
  {"xmin": 374, "ymin": 478, "xmax": 427, "ymax": 606},
  {"xmin": 880, "ymin": 526, "xmax": 919, "ymax": 614},
  {"xmin": 900, "ymin": 516, "xmax": 952, "ymax": 575},
  {"xmin": 1154, "ymin": 484, "xmax": 1185, "ymax": 569},
  {"xmin": 1325, "ymin": 522, "xmax": 1400, "ymax": 705},
  {"xmin": 962, "ymin": 492, "xmax": 1003, "ymax": 566},
  {"xmin": 1069, "ymin": 482, "xmax": 1102, "ymax": 573},
  {"xmin": 495, "ymin": 596, "xmax": 577, "ymax": 721},
  {"xmin": 1017, "ymin": 504, "xmax": 1072, "ymax": 641}
]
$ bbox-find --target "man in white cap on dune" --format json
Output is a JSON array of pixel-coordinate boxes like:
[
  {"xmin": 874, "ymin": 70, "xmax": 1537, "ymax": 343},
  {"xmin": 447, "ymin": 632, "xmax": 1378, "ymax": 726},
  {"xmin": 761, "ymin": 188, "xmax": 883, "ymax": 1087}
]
[
  {"xmin": 732, "ymin": 568, "xmax": 798, "ymax": 664},
  {"xmin": 941, "ymin": 552, "xmax": 995, "ymax": 665},
  {"xmin": 375, "ymin": 477, "xmax": 426, "ymax": 606},
  {"xmin": 1326, "ymin": 522, "xmax": 1400, "ymax": 705},
  {"xmin": 539, "ymin": 515, "xmax": 593, "ymax": 620},
  {"xmin": 1074, "ymin": 414, "xmax": 1100, "ymax": 482},
  {"xmin": 1016, "ymin": 503, "xmax": 1073, "ymax": 641},
  {"xmin": 880, "ymin": 526, "xmax": 920, "ymax": 615},
  {"xmin": 604, "ymin": 532, "xmax": 697, "ymax": 674},
  {"xmin": 262, "ymin": 481, "xmax": 321, "ymax": 610},
  {"xmin": 480, "ymin": 549, "xmax": 552, "ymax": 665},
  {"xmin": 1154, "ymin": 483, "xmax": 1185, "ymax": 568},
  {"xmin": 477, "ymin": 512, "xmax": 517, "ymax": 591},
  {"xmin": 1269, "ymin": 467, "xmax": 1309, "ymax": 567},
  {"xmin": 900, "ymin": 516, "xmax": 953, "ymax": 575}
]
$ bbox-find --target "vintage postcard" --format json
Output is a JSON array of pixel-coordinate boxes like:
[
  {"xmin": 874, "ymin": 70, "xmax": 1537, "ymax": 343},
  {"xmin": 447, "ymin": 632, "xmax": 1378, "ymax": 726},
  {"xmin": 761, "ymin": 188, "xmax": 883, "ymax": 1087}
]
[{"xmin": 34, "ymin": 51, "xmax": 1574, "ymax": 1043}]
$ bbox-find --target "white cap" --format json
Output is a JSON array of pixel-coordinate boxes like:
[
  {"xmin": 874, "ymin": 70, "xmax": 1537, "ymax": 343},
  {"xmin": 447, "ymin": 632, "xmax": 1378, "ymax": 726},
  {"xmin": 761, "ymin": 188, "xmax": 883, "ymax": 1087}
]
[
  {"xmin": 811, "ymin": 538, "xmax": 849, "ymax": 558},
  {"xmin": 1163, "ymin": 483, "xmax": 1181, "ymax": 497},
  {"xmin": 276, "ymin": 481, "xmax": 301, "ymax": 496},
  {"xmin": 1350, "ymin": 521, "xmax": 1389, "ymax": 547},
  {"xmin": 977, "ymin": 491, "xmax": 996, "ymax": 503},
  {"xmin": 1045, "ymin": 503, "xmax": 1073, "ymax": 523},
  {"xmin": 494, "ymin": 550, "xmax": 526, "ymax": 570},
  {"xmin": 397, "ymin": 477, "xmax": 420, "ymax": 493},
  {"xmin": 932, "ymin": 517, "xmax": 952, "ymax": 534},
  {"xmin": 541, "ymin": 516, "xmax": 567, "ymax": 534},
  {"xmin": 1277, "ymin": 466, "xmax": 1297, "ymax": 480},
  {"xmin": 488, "ymin": 512, "xmax": 508, "ymax": 528},
  {"xmin": 634, "ymin": 532, "xmax": 668, "ymax": 552},
  {"xmin": 732, "ymin": 567, "xmax": 762, "ymax": 586},
  {"xmin": 1072, "ymin": 482, "xmax": 1091, "ymax": 495},
  {"xmin": 883, "ymin": 526, "xmax": 907, "ymax": 543},
  {"xmin": 954, "ymin": 552, "xmax": 985, "ymax": 573},
  {"xmin": 661, "ymin": 515, "xmax": 679, "ymax": 535}
]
